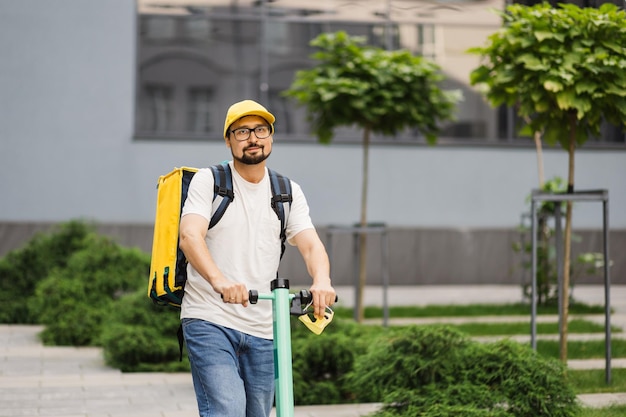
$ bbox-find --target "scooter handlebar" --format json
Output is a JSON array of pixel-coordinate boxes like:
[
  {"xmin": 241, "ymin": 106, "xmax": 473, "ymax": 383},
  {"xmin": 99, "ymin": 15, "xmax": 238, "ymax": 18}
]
[
  {"xmin": 247, "ymin": 289, "xmax": 337, "ymax": 305},
  {"xmin": 297, "ymin": 290, "xmax": 338, "ymax": 304}
]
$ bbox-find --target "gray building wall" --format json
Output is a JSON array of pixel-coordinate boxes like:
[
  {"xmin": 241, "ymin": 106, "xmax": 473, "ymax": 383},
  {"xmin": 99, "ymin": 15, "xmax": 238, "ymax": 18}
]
[{"xmin": 1, "ymin": 1, "xmax": 624, "ymax": 287}]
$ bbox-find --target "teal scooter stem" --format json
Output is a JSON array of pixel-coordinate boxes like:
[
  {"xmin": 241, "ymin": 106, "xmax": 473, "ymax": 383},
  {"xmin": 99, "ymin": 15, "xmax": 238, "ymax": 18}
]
[
  {"xmin": 249, "ymin": 278, "xmax": 334, "ymax": 417},
  {"xmin": 250, "ymin": 278, "xmax": 295, "ymax": 417}
]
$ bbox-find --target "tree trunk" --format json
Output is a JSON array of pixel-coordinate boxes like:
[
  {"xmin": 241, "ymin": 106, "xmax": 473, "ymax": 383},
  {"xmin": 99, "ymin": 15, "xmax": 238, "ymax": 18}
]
[
  {"xmin": 357, "ymin": 127, "xmax": 371, "ymax": 323},
  {"xmin": 560, "ymin": 114, "xmax": 577, "ymax": 363},
  {"xmin": 534, "ymin": 131, "xmax": 545, "ymax": 188}
]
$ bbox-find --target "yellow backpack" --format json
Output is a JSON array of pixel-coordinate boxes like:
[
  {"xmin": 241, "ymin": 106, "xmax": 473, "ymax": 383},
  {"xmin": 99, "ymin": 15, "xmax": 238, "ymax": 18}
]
[{"xmin": 147, "ymin": 162, "xmax": 292, "ymax": 308}]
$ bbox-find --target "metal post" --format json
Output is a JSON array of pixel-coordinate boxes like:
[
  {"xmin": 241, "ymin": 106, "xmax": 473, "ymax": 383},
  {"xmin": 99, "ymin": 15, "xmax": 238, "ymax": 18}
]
[
  {"xmin": 603, "ymin": 199, "xmax": 612, "ymax": 384},
  {"xmin": 352, "ymin": 230, "xmax": 360, "ymax": 322},
  {"xmin": 531, "ymin": 199, "xmax": 537, "ymax": 350},
  {"xmin": 530, "ymin": 189, "xmax": 611, "ymax": 383},
  {"xmin": 381, "ymin": 228, "xmax": 389, "ymax": 327},
  {"xmin": 554, "ymin": 203, "xmax": 563, "ymax": 349}
]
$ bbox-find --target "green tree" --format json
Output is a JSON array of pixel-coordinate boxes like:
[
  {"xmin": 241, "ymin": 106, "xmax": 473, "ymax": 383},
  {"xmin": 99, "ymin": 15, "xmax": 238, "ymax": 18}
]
[
  {"xmin": 468, "ymin": 2, "xmax": 626, "ymax": 361},
  {"xmin": 284, "ymin": 31, "xmax": 460, "ymax": 321}
]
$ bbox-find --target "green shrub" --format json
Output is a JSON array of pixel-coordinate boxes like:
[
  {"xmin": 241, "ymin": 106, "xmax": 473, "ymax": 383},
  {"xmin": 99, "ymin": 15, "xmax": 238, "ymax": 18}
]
[
  {"xmin": 347, "ymin": 325, "xmax": 581, "ymax": 417},
  {"xmin": 291, "ymin": 318, "xmax": 369, "ymax": 405},
  {"xmin": 0, "ymin": 220, "xmax": 94, "ymax": 323},
  {"xmin": 347, "ymin": 326, "xmax": 470, "ymax": 403},
  {"xmin": 378, "ymin": 386, "xmax": 509, "ymax": 417},
  {"xmin": 28, "ymin": 234, "xmax": 149, "ymax": 346},
  {"xmin": 100, "ymin": 290, "xmax": 188, "ymax": 372}
]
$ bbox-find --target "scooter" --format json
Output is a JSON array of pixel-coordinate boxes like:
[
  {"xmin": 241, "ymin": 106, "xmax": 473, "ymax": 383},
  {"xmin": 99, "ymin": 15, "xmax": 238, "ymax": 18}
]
[{"xmin": 249, "ymin": 278, "xmax": 335, "ymax": 417}]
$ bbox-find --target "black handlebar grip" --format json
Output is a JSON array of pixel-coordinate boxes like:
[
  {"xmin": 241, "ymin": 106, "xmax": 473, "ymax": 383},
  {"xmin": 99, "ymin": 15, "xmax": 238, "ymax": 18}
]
[
  {"xmin": 298, "ymin": 290, "xmax": 338, "ymax": 304},
  {"xmin": 299, "ymin": 289, "xmax": 312, "ymax": 305},
  {"xmin": 249, "ymin": 290, "xmax": 259, "ymax": 304}
]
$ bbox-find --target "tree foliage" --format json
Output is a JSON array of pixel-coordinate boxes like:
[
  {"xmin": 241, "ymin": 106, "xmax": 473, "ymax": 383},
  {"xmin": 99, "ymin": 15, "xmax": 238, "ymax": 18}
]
[
  {"xmin": 468, "ymin": 2, "xmax": 626, "ymax": 147},
  {"xmin": 284, "ymin": 31, "xmax": 460, "ymax": 144}
]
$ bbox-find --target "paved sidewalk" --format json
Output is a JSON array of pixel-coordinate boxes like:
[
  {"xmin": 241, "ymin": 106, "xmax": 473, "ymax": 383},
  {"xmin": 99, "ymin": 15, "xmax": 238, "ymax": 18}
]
[{"xmin": 1, "ymin": 285, "xmax": 625, "ymax": 416}]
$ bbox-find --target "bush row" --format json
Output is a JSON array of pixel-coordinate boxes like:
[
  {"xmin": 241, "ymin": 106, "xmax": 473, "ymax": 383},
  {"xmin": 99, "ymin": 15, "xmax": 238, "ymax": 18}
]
[
  {"xmin": 0, "ymin": 221, "xmax": 581, "ymax": 416},
  {"xmin": 0, "ymin": 221, "xmax": 149, "ymax": 344}
]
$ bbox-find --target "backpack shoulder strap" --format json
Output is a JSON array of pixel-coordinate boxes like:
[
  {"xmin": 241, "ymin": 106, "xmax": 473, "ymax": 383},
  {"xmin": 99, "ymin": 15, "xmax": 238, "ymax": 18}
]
[
  {"xmin": 207, "ymin": 164, "xmax": 292, "ymax": 259},
  {"xmin": 209, "ymin": 162, "xmax": 234, "ymax": 229},
  {"xmin": 268, "ymin": 168, "xmax": 293, "ymax": 260}
]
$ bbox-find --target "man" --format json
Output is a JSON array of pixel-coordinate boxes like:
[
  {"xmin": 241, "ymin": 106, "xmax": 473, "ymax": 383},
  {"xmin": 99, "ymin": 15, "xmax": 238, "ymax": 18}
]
[{"xmin": 178, "ymin": 99, "xmax": 336, "ymax": 417}]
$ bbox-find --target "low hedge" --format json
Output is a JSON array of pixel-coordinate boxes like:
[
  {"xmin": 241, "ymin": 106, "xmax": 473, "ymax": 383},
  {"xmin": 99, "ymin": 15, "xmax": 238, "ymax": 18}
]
[
  {"xmin": 347, "ymin": 325, "xmax": 580, "ymax": 416},
  {"xmin": 28, "ymin": 233, "xmax": 149, "ymax": 346},
  {"xmin": 0, "ymin": 222, "xmax": 582, "ymax": 416},
  {"xmin": 0, "ymin": 220, "xmax": 94, "ymax": 323},
  {"xmin": 100, "ymin": 290, "xmax": 188, "ymax": 372}
]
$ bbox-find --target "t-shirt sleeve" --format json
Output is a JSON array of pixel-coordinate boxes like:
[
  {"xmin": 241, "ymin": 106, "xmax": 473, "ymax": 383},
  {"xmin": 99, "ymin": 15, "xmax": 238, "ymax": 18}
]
[
  {"xmin": 285, "ymin": 180, "xmax": 315, "ymax": 245},
  {"xmin": 181, "ymin": 168, "xmax": 214, "ymax": 222}
]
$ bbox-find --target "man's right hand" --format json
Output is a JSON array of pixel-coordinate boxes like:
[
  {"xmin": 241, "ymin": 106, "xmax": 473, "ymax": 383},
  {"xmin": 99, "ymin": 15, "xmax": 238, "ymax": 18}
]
[{"xmin": 215, "ymin": 280, "xmax": 249, "ymax": 307}]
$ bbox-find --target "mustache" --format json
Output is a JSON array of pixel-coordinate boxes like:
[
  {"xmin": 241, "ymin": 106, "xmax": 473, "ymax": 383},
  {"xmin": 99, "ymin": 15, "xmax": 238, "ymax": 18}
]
[{"xmin": 244, "ymin": 142, "xmax": 263, "ymax": 151}]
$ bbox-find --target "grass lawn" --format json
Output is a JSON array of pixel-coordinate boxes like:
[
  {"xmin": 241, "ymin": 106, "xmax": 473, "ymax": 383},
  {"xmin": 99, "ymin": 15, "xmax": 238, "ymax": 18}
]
[
  {"xmin": 580, "ymin": 404, "xmax": 626, "ymax": 417},
  {"xmin": 448, "ymin": 318, "xmax": 619, "ymax": 336},
  {"xmin": 537, "ymin": 339, "xmax": 626, "ymax": 360},
  {"xmin": 334, "ymin": 302, "xmax": 606, "ymax": 319},
  {"xmin": 570, "ymin": 368, "xmax": 626, "ymax": 394}
]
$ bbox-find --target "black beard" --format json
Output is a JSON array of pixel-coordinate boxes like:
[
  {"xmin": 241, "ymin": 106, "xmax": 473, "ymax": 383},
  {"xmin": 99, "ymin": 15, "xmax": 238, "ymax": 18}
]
[{"xmin": 232, "ymin": 144, "xmax": 271, "ymax": 165}]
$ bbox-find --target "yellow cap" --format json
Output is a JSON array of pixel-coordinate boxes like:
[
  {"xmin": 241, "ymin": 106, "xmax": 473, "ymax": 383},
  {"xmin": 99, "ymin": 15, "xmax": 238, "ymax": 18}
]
[{"xmin": 223, "ymin": 100, "xmax": 275, "ymax": 139}]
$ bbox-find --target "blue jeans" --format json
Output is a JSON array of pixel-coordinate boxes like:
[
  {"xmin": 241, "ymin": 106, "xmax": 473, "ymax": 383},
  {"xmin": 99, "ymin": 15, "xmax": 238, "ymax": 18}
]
[{"xmin": 181, "ymin": 318, "xmax": 275, "ymax": 417}]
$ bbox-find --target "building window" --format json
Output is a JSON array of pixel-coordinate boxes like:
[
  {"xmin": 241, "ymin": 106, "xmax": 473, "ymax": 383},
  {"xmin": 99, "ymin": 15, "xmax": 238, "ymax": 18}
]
[
  {"xmin": 183, "ymin": 17, "xmax": 212, "ymax": 41},
  {"xmin": 134, "ymin": 1, "xmax": 624, "ymax": 147},
  {"xmin": 140, "ymin": 84, "xmax": 173, "ymax": 132},
  {"xmin": 142, "ymin": 16, "xmax": 176, "ymax": 41},
  {"xmin": 187, "ymin": 87, "xmax": 214, "ymax": 134}
]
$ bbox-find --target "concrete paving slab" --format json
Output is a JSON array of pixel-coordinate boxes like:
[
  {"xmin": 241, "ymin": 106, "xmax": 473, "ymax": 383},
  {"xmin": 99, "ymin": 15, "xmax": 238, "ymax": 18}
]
[
  {"xmin": 578, "ymin": 393, "xmax": 626, "ymax": 409},
  {"xmin": 276, "ymin": 403, "xmax": 382, "ymax": 417}
]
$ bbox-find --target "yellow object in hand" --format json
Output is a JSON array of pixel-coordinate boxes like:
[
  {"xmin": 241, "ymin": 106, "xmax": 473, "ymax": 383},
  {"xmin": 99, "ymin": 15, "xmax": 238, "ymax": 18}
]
[{"xmin": 298, "ymin": 308, "xmax": 334, "ymax": 335}]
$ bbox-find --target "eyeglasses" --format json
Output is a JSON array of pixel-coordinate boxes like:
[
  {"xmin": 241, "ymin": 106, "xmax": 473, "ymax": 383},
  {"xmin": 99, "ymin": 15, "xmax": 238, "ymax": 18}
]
[{"xmin": 230, "ymin": 125, "xmax": 272, "ymax": 141}]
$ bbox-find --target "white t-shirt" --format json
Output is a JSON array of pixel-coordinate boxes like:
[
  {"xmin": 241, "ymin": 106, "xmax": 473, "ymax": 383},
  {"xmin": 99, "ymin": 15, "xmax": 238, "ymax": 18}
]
[{"xmin": 180, "ymin": 161, "xmax": 314, "ymax": 339}]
